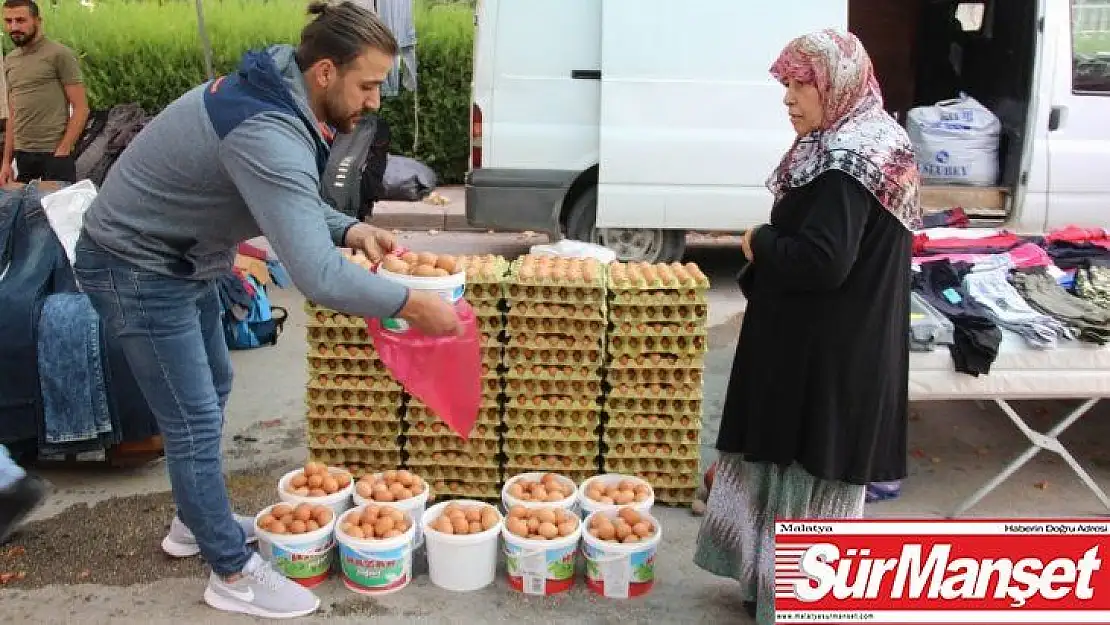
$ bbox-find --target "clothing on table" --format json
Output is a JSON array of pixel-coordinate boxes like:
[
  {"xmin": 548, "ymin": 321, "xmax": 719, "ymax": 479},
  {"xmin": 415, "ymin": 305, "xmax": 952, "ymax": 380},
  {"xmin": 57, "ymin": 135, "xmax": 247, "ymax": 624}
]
[
  {"xmin": 1046, "ymin": 225, "xmax": 1110, "ymax": 245},
  {"xmin": 962, "ymin": 267, "xmax": 1075, "ymax": 349},
  {"xmin": 920, "ymin": 207, "xmax": 970, "ymax": 229},
  {"xmin": 913, "ymin": 230, "xmax": 1023, "ymax": 256},
  {"xmin": 36, "ymin": 293, "xmax": 115, "ymax": 450},
  {"xmin": 912, "ymin": 242, "xmax": 1052, "ymax": 271},
  {"xmin": 1011, "ymin": 268, "xmax": 1110, "ymax": 345},
  {"xmin": 909, "ymin": 291, "xmax": 955, "ymax": 352},
  {"xmin": 1045, "ymin": 241, "xmax": 1110, "ymax": 270},
  {"xmin": 913, "ymin": 260, "xmax": 1002, "ymax": 376},
  {"xmin": 1076, "ymin": 264, "xmax": 1110, "ymax": 309},
  {"xmin": 0, "ymin": 445, "xmax": 25, "ymax": 490},
  {"xmin": 75, "ymin": 234, "xmax": 248, "ymax": 577},
  {"xmin": 694, "ymin": 455, "xmax": 865, "ymax": 625}
]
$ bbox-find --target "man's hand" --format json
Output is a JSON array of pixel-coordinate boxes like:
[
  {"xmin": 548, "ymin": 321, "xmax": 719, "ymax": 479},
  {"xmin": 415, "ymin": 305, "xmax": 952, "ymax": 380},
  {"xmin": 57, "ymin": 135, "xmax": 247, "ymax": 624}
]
[
  {"xmin": 0, "ymin": 166, "xmax": 12, "ymax": 186},
  {"xmin": 741, "ymin": 225, "xmax": 760, "ymax": 261},
  {"xmin": 345, "ymin": 223, "xmax": 396, "ymax": 263},
  {"xmin": 54, "ymin": 145, "xmax": 72, "ymax": 158},
  {"xmin": 397, "ymin": 290, "xmax": 463, "ymax": 337}
]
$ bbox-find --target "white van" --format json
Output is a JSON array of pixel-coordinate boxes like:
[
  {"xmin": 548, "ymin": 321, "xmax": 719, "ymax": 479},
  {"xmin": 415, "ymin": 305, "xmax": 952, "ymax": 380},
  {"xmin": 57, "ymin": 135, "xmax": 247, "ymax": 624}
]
[{"xmin": 464, "ymin": 0, "xmax": 1110, "ymax": 263}]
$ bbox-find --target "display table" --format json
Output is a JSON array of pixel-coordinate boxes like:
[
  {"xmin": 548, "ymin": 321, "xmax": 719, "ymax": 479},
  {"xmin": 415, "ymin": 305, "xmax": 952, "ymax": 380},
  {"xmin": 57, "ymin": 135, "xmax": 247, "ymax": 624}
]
[{"xmin": 910, "ymin": 333, "xmax": 1110, "ymax": 516}]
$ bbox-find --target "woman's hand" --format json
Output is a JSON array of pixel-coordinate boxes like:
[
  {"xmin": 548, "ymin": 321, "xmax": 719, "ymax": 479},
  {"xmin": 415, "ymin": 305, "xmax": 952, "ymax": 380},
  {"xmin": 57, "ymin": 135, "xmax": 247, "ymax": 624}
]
[{"xmin": 741, "ymin": 225, "xmax": 761, "ymax": 261}]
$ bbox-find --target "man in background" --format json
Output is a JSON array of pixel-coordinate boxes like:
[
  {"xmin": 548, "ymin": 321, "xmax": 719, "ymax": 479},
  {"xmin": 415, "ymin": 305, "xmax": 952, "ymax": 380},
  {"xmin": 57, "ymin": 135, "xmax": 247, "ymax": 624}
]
[{"xmin": 0, "ymin": 0, "xmax": 88, "ymax": 184}]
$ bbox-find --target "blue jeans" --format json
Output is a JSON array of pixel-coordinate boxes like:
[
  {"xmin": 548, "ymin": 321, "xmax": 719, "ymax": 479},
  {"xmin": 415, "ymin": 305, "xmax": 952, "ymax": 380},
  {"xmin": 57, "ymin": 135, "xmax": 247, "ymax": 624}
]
[
  {"xmin": 73, "ymin": 235, "xmax": 249, "ymax": 577},
  {"xmin": 0, "ymin": 445, "xmax": 26, "ymax": 490}
]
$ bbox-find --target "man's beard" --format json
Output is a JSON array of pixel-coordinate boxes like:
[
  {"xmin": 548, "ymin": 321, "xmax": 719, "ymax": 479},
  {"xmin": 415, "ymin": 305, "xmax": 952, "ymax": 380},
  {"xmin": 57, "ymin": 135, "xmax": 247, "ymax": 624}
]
[
  {"xmin": 322, "ymin": 86, "xmax": 364, "ymax": 134},
  {"xmin": 9, "ymin": 26, "xmax": 37, "ymax": 47}
]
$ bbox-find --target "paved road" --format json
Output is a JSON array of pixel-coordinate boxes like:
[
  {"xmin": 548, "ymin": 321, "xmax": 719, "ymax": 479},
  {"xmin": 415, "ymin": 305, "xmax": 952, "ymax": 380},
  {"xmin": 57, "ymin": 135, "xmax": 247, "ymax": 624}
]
[{"xmin": 3, "ymin": 232, "xmax": 1109, "ymax": 624}]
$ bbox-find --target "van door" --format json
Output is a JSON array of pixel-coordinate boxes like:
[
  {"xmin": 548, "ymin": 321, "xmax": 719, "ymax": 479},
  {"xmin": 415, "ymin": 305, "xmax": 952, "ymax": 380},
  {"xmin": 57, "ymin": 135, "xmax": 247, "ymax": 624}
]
[
  {"xmin": 1042, "ymin": 0, "xmax": 1110, "ymax": 231},
  {"xmin": 595, "ymin": 0, "xmax": 848, "ymax": 231}
]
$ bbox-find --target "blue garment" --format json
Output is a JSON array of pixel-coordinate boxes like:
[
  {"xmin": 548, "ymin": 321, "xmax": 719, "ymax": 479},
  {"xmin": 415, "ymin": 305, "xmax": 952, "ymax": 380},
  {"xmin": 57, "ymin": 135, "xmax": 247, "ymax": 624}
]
[
  {"xmin": 37, "ymin": 293, "xmax": 114, "ymax": 447},
  {"xmin": 376, "ymin": 0, "xmax": 417, "ymax": 97},
  {"xmin": 0, "ymin": 445, "xmax": 26, "ymax": 490},
  {"xmin": 75, "ymin": 235, "xmax": 245, "ymax": 576},
  {"xmin": 0, "ymin": 185, "xmax": 79, "ymax": 445}
]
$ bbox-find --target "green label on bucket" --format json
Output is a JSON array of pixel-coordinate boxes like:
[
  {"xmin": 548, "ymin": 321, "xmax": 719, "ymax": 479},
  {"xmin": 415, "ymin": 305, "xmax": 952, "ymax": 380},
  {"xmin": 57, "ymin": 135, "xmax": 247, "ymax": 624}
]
[
  {"xmin": 265, "ymin": 539, "xmax": 334, "ymax": 581},
  {"xmin": 339, "ymin": 543, "xmax": 410, "ymax": 592},
  {"xmin": 382, "ymin": 318, "xmax": 409, "ymax": 333},
  {"xmin": 584, "ymin": 543, "xmax": 656, "ymax": 599},
  {"xmin": 505, "ymin": 543, "xmax": 576, "ymax": 581}
]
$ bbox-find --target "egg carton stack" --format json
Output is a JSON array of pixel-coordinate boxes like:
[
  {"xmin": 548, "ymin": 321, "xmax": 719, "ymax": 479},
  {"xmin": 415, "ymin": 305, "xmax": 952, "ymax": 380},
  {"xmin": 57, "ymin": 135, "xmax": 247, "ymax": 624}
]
[
  {"xmin": 603, "ymin": 262, "xmax": 710, "ymax": 506},
  {"xmin": 303, "ymin": 250, "xmax": 403, "ymax": 478},
  {"xmin": 502, "ymin": 255, "xmax": 607, "ymax": 484},
  {"xmin": 401, "ymin": 254, "xmax": 509, "ymax": 500}
]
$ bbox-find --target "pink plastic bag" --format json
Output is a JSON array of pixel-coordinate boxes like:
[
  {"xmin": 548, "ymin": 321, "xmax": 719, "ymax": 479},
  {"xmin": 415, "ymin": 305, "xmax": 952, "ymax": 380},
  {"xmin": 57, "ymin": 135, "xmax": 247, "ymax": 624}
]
[{"xmin": 366, "ymin": 299, "xmax": 481, "ymax": 440}]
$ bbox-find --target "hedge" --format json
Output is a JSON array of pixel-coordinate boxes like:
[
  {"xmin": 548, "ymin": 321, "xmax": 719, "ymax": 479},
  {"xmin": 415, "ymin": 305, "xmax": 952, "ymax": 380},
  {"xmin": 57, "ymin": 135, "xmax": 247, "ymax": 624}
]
[{"xmin": 12, "ymin": 0, "xmax": 474, "ymax": 183}]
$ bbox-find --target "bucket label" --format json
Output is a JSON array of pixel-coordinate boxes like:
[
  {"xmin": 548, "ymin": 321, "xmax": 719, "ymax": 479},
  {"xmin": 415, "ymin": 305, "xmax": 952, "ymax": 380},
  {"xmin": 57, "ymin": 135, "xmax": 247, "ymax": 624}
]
[
  {"xmin": 339, "ymin": 542, "xmax": 411, "ymax": 592},
  {"xmin": 506, "ymin": 542, "xmax": 577, "ymax": 596},
  {"xmin": 263, "ymin": 538, "xmax": 334, "ymax": 582},
  {"xmin": 584, "ymin": 543, "xmax": 657, "ymax": 599}
]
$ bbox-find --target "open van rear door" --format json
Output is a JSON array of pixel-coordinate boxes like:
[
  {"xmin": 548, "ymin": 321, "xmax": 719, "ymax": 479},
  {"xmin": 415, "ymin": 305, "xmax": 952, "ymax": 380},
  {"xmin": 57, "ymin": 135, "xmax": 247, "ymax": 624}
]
[{"xmin": 595, "ymin": 0, "xmax": 848, "ymax": 231}]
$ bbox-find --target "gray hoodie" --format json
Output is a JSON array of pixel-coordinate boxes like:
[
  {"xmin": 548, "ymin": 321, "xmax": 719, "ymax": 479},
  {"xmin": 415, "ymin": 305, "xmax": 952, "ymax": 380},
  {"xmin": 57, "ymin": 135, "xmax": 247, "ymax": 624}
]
[{"xmin": 80, "ymin": 45, "xmax": 409, "ymax": 319}]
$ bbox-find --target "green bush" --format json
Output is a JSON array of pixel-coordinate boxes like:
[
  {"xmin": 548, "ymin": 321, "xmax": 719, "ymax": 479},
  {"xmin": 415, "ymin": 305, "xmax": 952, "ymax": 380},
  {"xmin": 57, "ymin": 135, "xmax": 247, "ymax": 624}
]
[{"xmin": 13, "ymin": 0, "xmax": 474, "ymax": 183}]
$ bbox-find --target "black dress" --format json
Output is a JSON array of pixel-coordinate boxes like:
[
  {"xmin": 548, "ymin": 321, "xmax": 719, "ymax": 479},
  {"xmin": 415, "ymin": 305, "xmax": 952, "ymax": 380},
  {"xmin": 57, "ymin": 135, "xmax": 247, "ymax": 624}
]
[{"xmin": 718, "ymin": 170, "xmax": 910, "ymax": 485}]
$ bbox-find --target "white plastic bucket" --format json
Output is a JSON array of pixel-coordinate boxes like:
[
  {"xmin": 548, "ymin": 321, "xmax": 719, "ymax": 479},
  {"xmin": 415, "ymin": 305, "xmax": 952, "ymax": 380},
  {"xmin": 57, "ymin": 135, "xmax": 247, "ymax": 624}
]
[
  {"xmin": 352, "ymin": 474, "xmax": 432, "ymax": 548},
  {"xmin": 501, "ymin": 472, "xmax": 578, "ymax": 516},
  {"xmin": 581, "ymin": 509, "xmax": 663, "ymax": 599},
  {"xmin": 376, "ymin": 268, "xmax": 466, "ymax": 332},
  {"xmin": 278, "ymin": 467, "xmax": 355, "ymax": 516},
  {"xmin": 335, "ymin": 505, "xmax": 416, "ymax": 596},
  {"xmin": 501, "ymin": 516, "xmax": 583, "ymax": 596},
  {"xmin": 422, "ymin": 500, "xmax": 503, "ymax": 592},
  {"xmin": 577, "ymin": 474, "xmax": 655, "ymax": 518},
  {"xmin": 254, "ymin": 504, "xmax": 337, "ymax": 589}
]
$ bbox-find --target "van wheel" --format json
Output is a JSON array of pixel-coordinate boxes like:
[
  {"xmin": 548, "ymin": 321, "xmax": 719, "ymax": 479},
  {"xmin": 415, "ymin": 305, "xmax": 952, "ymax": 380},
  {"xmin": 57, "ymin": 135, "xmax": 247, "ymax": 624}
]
[{"xmin": 565, "ymin": 186, "xmax": 686, "ymax": 263}]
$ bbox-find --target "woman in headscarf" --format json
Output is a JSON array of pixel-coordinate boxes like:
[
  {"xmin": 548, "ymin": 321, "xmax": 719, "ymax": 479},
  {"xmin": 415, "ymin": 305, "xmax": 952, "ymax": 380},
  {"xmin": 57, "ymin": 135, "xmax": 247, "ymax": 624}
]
[{"xmin": 693, "ymin": 30, "xmax": 921, "ymax": 623}]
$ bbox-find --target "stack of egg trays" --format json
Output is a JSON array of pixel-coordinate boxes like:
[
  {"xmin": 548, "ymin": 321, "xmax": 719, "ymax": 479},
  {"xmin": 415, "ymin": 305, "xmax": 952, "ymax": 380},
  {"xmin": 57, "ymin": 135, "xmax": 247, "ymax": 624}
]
[
  {"xmin": 303, "ymin": 301, "xmax": 404, "ymax": 479},
  {"xmin": 501, "ymin": 255, "xmax": 607, "ymax": 484},
  {"xmin": 400, "ymin": 254, "xmax": 509, "ymax": 500},
  {"xmin": 602, "ymin": 262, "xmax": 711, "ymax": 505}
]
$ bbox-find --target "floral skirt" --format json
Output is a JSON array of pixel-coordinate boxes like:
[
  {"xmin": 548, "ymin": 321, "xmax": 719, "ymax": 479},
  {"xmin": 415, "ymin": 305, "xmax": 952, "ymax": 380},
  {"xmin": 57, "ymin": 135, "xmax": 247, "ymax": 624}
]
[{"xmin": 694, "ymin": 453, "xmax": 865, "ymax": 625}]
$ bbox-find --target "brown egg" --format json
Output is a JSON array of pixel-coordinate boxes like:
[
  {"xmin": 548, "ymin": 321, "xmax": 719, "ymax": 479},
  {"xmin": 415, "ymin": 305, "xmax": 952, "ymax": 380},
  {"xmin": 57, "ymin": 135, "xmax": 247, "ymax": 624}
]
[
  {"xmin": 615, "ymin": 523, "xmax": 632, "ymax": 541},
  {"xmin": 381, "ymin": 256, "xmax": 410, "ymax": 275},
  {"xmin": 321, "ymin": 476, "xmax": 339, "ymax": 494},
  {"xmin": 336, "ymin": 472, "xmax": 352, "ymax": 488},
  {"xmin": 383, "ymin": 529, "xmax": 402, "ymax": 539},
  {"xmin": 395, "ymin": 519, "xmax": 410, "ymax": 533},
  {"xmin": 417, "ymin": 252, "xmax": 438, "ymax": 267},
  {"xmin": 291, "ymin": 474, "xmax": 308, "ymax": 488},
  {"xmin": 619, "ymin": 508, "xmax": 642, "ymax": 526},
  {"xmin": 507, "ymin": 517, "xmax": 529, "ymax": 537},
  {"xmin": 397, "ymin": 470, "xmax": 414, "ymax": 487},
  {"xmin": 536, "ymin": 509, "xmax": 556, "ymax": 525},
  {"xmin": 465, "ymin": 507, "xmax": 482, "ymax": 523},
  {"xmin": 452, "ymin": 516, "xmax": 470, "ymax": 534},
  {"xmin": 375, "ymin": 516, "xmax": 395, "ymax": 536},
  {"xmin": 270, "ymin": 521, "xmax": 287, "ymax": 535},
  {"xmin": 538, "ymin": 522, "xmax": 559, "ymax": 539},
  {"xmin": 508, "ymin": 483, "xmax": 526, "ymax": 498},
  {"xmin": 306, "ymin": 520, "xmax": 320, "ymax": 532},
  {"xmin": 307, "ymin": 474, "xmax": 325, "ymax": 489},
  {"xmin": 469, "ymin": 521, "xmax": 483, "ymax": 533},
  {"xmin": 309, "ymin": 489, "xmax": 327, "ymax": 498},
  {"xmin": 362, "ymin": 506, "xmax": 380, "ymax": 524},
  {"xmin": 509, "ymin": 505, "xmax": 529, "ymax": 519},
  {"xmin": 557, "ymin": 520, "xmax": 577, "ymax": 537},
  {"xmin": 257, "ymin": 514, "xmax": 276, "ymax": 530},
  {"xmin": 527, "ymin": 517, "xmax": 540, "ymax": 533},
  {"xmin": 272, "ymin": 504, "xmax": 293, "ymax": 518},
  {"xmin": 356, "ymin": 482, "xmax": 373, "ymax": 499},
  {"xmin": 432, "ymin": 516, "xmax": 454, "ymax": 535},
  {"xmin": 597, "ymin": 522, "xmax": 616, "ymax": 541},
  {"xmin": 411, "ymin": 264, "xmax": 438, "ymax": 277},
  {"xmin": 290, "ymin": 520, "xmax": 308, "ymax": 534},
  {"xmin": 346, "ymin": 525, "xmax": 366, "ymax": 539},
  {"xmin": 305, "ymin": 462, "xmax": 326, "ymax": 476},
  {"xmin": 633, "ymin": 522, "xmax": 653, "ymax": 538},
  {"xmin": 314, "ymin": 507, "xmax": 332, "ymax": 526},
  {"xmin": 294, "ymin": 504, "xmax": 313, "ymax": 523},
  {"xmin": 388, "ymin": 508, "xmax": 405, "ymax": 523},
  {"xmin": 401, "ymin": 252, "xmax": 419, "ymax": 265}
]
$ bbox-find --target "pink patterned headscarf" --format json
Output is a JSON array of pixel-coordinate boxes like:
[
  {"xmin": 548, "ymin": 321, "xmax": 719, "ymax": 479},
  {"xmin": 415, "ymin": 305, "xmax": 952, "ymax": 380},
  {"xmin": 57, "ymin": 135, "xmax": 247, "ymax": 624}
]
[{"xmin": 767, "ymin": 29, "xmax": 921, "ymax": 231}]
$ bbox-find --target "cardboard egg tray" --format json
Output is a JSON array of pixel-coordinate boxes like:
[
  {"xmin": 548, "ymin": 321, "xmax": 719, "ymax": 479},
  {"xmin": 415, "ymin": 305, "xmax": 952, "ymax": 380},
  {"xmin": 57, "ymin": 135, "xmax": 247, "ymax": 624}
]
[
  {"xmin": 604, "ymin": 411, "xmax": 702, "ymax": 430},
  {"xmin": 610, "ymin": 320, "xmax": 706, "ymax": 337},
  {"xmin": 608, "ymin": 353, "xmax": 704, "ymax": 369},
  {"xmin": 406, "ymin": 419, "xmax": 500, "ymax": 440},
  {"xmin": 340, "ymin": 463, "xmax": 406, "ymax": 480},
  {"xmin": 476, "ymin": 313, "xmax": 505, "ymax": 336},
  {"xmin": 503, "ymin": 438, "xmax": 598, "ymax": 456},
  {"xmin": 406, "ymin": 436, "xmax": 500, "ymax": 456},
  {"xmin": 654, "ymin": 487, "xmax": 698, "ymax": 505},
  {"xmin": 430, "ymin": 480, "xmax": 502, "ymax": 500},
  {"xmin": 602, "ymin": 425, "xmax": 700, "ymax": 445},
  {"xmin": 309, "ymin": 342, "xmax": 382, "ymax": 361},
  {"xmin": 603, "ymin": 397, "xmax": 702, "ymax": 415},
  {"xmin": 603, "ymin": 441, "xmax": 699, "ymax": 461},
  {"xmin": 508, "ymin": 255, "xmax": 606, "ymax": 288},
  {"xmin": 306, "ymin": 373, "xmax": 402, "ymax": 393},
  {"xmin": 504, "ymin": 363, "xmax": 602, "ymax": 382},
  {"xmin": 506, "ymin": 395, "xmax": 601, "ymax": 411},
  {"xmin": 419, "ymin": 466, "xmax": 501, "ymax": 484},
  {"xmin": 505, "ymin": 283, "xmax": 605, "ymax": 304},
  {"xmin": 307, "ymin": 405, "xmax": 399, "ymax": 422},
  {"xmin": 606, "ymin": 334, "xmax": 707, "ymax": 357},
  {"xmin": 305, "ymin": 308, "xmax": 368, "ymax": 329},
  {"xmin": 606, "ymin": 262, "xmax": 709, "ymax": 306},
  {"xmin": 406, "ymin": 406, "xmax": 502, "ymax": 429},
  {"xmin": 507, "ymin": 301, "xmax": 606, "ymax": 320},
  {"xmin": 506, "ymin": 331, "xmax": 603, "ymax": 351},
  {"xmin": 634, "ymin": 471, "xmax": 699, "ymax": 489},
  {"xmin": 506, "ymin": 454, "xmax": 599, "ymax": 473},
  {"xmin": 308, "ymin": 431, "xmax": 401, "ymax": 452},
  {"xmin": 606, "ymin": 367, "xmax": 703, "ymax": 386},
  {"xmin": 307, "ymin": 417, "xmax": 402, "ymax": 437},
  {"xmin": 458, "ymin": 254, "xmax": 510, "ymax": 283},
  {"xmin": 609, "ymin": 303, "xmax": 708, "ymax": 324},
  {"xmin": 506, "ymin": 317, "xmax": 606, "ymax": 336},
  {"xmin": 502, "ymin": 421, "xmax": 598, "ymax": 442},
  {"xmin": 502, "ymin": 408, "xmax": 600, "ymax": 429},
  {"xmin": 503, "ymin": 378, "xmax": 604, "ymax": 399},
  {"xmin": 307, "ymin": 356, "xmax": 389, "ymax": 377},
  {"xmin": 607, "ymin": 382, "xmax": 702, "ymax": 401},
  {"xmin": 306, "ymin": 388, "xmax": 405, "ymax": 408},
  {"xmin": 604, "ymin": 456, "xmax": 698, "ymax": 475},
  {"xmin": 308, "ymin": 447, "xmax": 402, "ymax": 467},
  {"xmin": 306, "ymin": 326, "xmax": 374, "ymax": 345},
  {"xmin": 465, "ymin": 282, "xmax": 505, "ymax": 302},
  {"xmin": 504, "ymin": 346, "xmax": 604, "ymax": 367}
]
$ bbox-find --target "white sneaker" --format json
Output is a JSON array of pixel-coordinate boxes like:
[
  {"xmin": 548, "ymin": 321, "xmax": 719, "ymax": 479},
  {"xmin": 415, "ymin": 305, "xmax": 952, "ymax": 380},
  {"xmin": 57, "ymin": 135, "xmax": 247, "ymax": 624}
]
[
  {"xmin": 161, "ymin": 514, "xmax": 257, "ymax": 558},
  {"xmin": 203, "ymin": 553, "xmax": 320, "ymax": 619}
]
